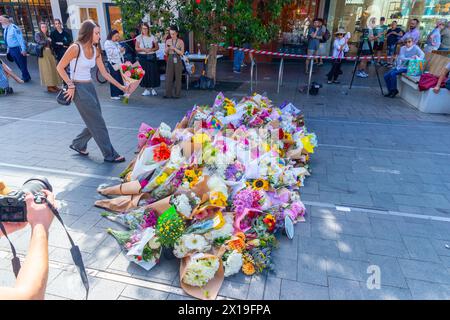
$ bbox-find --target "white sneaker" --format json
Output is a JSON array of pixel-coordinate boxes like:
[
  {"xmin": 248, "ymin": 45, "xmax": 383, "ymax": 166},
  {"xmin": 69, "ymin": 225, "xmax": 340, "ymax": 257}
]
[
  {"xmin": 151, "ymin": 89, "xmax": 157, "ymax": 96},
  {"xmin": 356, "ymin": 71, "xmax": 364, "ymax": 78},
  {"xmin": 362, "ymin": 71, "xmax": 369, "ymax": 78},
  {"xmin": 142, "ymin": 89, "xmax": 151, "ymax": 96},
  {"xmin": 110, "ymin": 96, "xmax": 121, "ymax": 100}
]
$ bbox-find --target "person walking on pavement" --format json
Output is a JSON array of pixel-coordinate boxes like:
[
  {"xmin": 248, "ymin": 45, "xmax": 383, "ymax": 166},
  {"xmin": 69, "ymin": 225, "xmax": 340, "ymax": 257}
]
[
  {"xmin": 104, "ymin": 29, "xmax": 125, "ymax": 100},
  {"xmin": 164, "ymin": 25, "xmax": 184, "ymax": 99},
  {"xmin": 35, "ymin": 22, "xmax": 62, "ymax": 93},
  {"xmin": 136, "ymin": 23, "xmax": 160, "ymax": 97},
  {"xmin": 50, "ymin": 19, "xmax": 72, "ymax": 62},
  {"xmin": 383, "ymin": 36, "xmax": 424, "ymax": 98},
  {"xmin": 305, "ymin": 18, "xmax": 323, "ymax": 74},
  {"xmin": 56, "ymin": 20, "xmax": 129, "ymax": 163},
  {"xmin": 0, "ymin": 14, "xmax": 31, "ymax": 82},
  {"xmin": 327, "ymin": 29, "xmax": 350, "ymax": 84}
]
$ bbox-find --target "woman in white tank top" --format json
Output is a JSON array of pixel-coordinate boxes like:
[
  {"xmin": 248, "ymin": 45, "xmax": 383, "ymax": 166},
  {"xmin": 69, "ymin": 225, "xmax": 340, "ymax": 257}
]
[{"xmin": 56, "ymin": 20, "xmax": 129, "ymax": 163}]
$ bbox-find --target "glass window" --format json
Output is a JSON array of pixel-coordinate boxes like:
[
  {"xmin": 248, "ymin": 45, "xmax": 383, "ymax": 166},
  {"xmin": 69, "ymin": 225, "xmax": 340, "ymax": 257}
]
[
  {"xmin": 106, "ymin": 5, "xmax": 123, "ymax": 37},
  {"xmin": 326, "ymin": 0, "xmax": 450, "ymax": 53},
  {"xmin": 79, "ymin": 7, "xmax": 98, "ymax": 24},
  {"xmin": 278, "ymin": 0, "xmax": 320, "ymax": 54}
]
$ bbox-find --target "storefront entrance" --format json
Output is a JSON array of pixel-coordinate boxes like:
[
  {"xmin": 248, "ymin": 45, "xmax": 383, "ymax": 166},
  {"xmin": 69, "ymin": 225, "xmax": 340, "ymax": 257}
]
[
  {"xmin": 0, "ymin": 0, "xmax": 53, "ymax": 43},
  {"xmin": 278, "ymin": 0, "xmax": 321, "ymax": 55}
]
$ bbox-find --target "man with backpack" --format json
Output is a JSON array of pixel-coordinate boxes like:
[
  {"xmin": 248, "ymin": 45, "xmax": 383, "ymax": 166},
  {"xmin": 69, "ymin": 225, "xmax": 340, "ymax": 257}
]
[
  {"xmin": 305, "ymin": 18, "xmax": 324, "ymax": 74},
  {"xmin": 317, "ymin": 19, "xmax": 330, "ymax": 66}
]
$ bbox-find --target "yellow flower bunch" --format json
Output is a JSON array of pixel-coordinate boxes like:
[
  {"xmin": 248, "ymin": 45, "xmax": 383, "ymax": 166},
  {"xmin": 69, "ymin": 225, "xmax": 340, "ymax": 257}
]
[
  {"xmin": 192, "ymin": 133, "xmax": 211, "ymax": 145},
  {"xmin": 156, "ymin": 172, "xmax": 169, "ymax": 185},
  {"xmin": 283, "ymin": 132, "xmax": 293, "ymax": 141},
  {"xmin": 183, "ymin": 169, "xmax": 202, "ymax": 188},
  {"xmin": 209, "ymin": 191, "xmax": 227, "ymax": 207},
  {"xmin": 301, "ymin": 136, "xmax": 315, "ymax": 154},
  {"xmin": 223, "ymin": 98, "xmax": 237, "ymax": 116}
]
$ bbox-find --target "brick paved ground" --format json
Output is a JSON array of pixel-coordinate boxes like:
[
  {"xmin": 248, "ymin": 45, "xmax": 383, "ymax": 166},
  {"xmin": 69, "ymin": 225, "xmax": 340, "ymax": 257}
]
[{"xmin": 1, "ymin": 57, "xmax": 450, "ymax": 300}]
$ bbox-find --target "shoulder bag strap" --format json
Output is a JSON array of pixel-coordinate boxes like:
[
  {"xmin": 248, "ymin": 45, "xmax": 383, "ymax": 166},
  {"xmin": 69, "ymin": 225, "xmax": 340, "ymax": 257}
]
[{"xmin": 71, "ymin": 43, "xmax": 81, "ymax": 81}]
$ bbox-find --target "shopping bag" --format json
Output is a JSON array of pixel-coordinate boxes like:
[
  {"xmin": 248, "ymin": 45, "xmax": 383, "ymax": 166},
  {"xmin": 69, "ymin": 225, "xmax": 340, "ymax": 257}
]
[{"xmin": 407, "ymin": 59, "xmax": 426, "ymax": 77}]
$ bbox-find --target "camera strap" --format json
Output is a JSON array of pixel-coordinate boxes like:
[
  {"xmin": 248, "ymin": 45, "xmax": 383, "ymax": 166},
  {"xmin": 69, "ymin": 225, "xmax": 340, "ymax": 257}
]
[
  {"xmin": 0, "ymin": 200, "xmax": 89, "ymax": 300},
  {"xmin": 42, "ymin": 198, "xmax": 90, "ymax": 300},
  {"xmin": 0, "ymin": 222, "xmax": 21, "ymax": 277}
]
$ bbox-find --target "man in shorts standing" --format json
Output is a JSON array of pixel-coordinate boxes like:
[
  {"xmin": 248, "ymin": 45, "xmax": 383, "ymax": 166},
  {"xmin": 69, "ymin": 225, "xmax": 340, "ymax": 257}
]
[
  {"xmin": 374, "ymin": 17, "xmax": 388, "ymax": 66},
  {"xmin": 305, "ymin": 18, "xmax": 323, "ymax": 74}
]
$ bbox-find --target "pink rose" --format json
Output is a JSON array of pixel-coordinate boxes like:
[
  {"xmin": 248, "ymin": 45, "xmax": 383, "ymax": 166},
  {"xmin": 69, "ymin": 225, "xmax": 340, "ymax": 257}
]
[{"xmin": 124, "ymin": 71, "xmax": 131, "ymax": 78}]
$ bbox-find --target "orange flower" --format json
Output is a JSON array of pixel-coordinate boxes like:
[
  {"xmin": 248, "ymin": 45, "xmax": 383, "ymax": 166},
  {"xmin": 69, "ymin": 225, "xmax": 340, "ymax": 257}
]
[
  {"xmin": 242, "ymin": 262, "xmax": 256, "ymax": 276},
  {"xmin": 227, "ymin": 235, "xmax": 246, "ymax": 252},
  {"xmin": 153, "ymin": 143, "xmax": 171, "ymax": 162}
]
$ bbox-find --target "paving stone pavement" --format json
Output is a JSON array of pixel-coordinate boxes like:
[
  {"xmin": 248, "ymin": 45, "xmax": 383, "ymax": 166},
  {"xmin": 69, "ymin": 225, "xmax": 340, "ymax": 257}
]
[{"xmin": 1, "ymin": 58, "xmax": 450, "ymax": 300}]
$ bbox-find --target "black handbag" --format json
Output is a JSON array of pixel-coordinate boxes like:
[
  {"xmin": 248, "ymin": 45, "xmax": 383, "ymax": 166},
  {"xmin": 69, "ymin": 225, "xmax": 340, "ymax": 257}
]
[
  {"xmin": 29, "ymin": 43, "xmax": 44, "ymax": 58},
  {"xmin": 57, "ymin": 43, "xmax": 80, "ymax": 106}
]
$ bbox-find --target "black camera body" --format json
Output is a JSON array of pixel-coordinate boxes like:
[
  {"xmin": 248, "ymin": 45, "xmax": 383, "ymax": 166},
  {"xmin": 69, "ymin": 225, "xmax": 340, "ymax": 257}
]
[{"xmin": 0, "ymin": 177, "xmax": 52, "ymax": 222}]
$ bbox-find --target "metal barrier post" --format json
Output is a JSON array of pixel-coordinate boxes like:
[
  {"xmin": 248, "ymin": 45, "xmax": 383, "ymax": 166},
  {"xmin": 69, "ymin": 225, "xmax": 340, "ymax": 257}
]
[
  {"xmin": 250, "ymin": 55, "xmax": 257, "ymax": 93},
  {"xmin": 307, "ymin": 58, "xmax": 314, "ymax": 97},
  {"xmin": 277, "ymin": 58, "xmax": 284, "ymax": 94}
]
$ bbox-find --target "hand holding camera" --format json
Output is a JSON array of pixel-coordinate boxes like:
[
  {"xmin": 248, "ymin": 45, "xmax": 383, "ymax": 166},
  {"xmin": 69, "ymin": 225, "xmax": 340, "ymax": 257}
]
[{"xmin": 25, "ymin": 190, "xmax": 54, "ymax": 232}]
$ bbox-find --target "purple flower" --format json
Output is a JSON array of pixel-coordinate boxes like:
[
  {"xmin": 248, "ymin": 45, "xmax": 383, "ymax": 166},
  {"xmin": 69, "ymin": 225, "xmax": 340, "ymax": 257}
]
[{"xmin": 141, "ymin": 209, "xmax": 158, "ymax": 229}]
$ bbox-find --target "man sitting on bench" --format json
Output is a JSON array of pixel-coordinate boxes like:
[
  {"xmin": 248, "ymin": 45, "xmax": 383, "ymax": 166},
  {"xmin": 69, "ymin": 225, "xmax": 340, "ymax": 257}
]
[{"xmin": 432, "ymin": 62, "xmax": 450, "ymax": 93}]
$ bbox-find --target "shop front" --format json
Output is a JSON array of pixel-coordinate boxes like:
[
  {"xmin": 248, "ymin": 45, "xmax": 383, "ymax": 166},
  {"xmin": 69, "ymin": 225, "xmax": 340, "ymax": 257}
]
[
  {"xmin": 276, "ymin": 0, "xmax": 323, "ymax": 55},
  {"xmin": 324, "ymin": 0, "xmax": 450, "ymax": 55},
  {"xmin": 0, "ymin": 0, "xmax": 54, "ymax": 43}
]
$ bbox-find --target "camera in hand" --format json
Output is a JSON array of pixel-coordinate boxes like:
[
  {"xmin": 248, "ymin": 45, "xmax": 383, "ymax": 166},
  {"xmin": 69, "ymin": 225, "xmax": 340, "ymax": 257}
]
[{"xmin": 0, "ymin": 177, "xmax": 52, "ymax": 222}]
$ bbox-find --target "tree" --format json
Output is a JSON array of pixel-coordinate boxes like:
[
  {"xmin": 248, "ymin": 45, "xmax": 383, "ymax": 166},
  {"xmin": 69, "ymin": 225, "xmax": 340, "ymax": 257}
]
[{"xmin": 114, "ymin": 0, "xmax": 181, "ymax": 36}]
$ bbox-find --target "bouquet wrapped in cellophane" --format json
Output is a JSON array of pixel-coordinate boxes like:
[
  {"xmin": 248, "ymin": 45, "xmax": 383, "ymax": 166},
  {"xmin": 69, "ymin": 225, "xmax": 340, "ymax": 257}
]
[{"xmin": 97, "ymin": 92, "xmax": 318, "ymax": 299}]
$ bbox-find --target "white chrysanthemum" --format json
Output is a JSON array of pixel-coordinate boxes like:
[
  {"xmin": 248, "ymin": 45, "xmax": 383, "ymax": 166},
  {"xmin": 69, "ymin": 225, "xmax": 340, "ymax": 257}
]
[
  {"xmin": 147, "ymin": 237, "xmax": 161, "ymax": 250},
  {"xmin": 174, "ymin": 234, "xmax": 211, "ymax": 258},
  {"xmin": 159, "ymin": 122, "xmax": 172, "ymax": 139},
  {"xmin": 173, "ymin": 194, "xmax": 192, "ymax": 217},
  {"xmin": 182, "ymin": 255, "xmax": 220, "ymax": 287},
  {"xmin": 224, "ymin": 251, "xmax": 243, "ymax": 277},
  {"xmin": 185, "ymin": 234, "xmax": 210, "ymax": 251}
]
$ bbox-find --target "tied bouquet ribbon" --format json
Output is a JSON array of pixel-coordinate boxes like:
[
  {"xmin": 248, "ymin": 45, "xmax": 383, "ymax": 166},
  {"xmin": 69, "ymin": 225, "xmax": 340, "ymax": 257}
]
[{"xmin": 120, "ymin": 61, "xmax": 145, "ymax": 104}]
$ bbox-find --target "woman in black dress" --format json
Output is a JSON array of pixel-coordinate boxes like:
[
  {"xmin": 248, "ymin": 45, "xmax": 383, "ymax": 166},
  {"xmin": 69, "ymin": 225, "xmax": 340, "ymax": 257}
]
[{"xmin": 135, "ymin": 23, "xmax": 160, "ymax": 96}]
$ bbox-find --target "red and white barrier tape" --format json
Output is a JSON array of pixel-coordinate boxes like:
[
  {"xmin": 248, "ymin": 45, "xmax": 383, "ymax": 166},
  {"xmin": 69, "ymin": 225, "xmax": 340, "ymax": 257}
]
[{"xmin": 227, "ymin": 46, "xmax": 391, "ymax": 61}]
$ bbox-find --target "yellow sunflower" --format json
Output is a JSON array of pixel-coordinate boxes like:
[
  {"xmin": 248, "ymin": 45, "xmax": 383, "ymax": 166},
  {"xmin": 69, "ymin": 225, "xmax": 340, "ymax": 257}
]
[{"xmin": 252, "ymin": 179, "xmax": 269, "ymax": 191}]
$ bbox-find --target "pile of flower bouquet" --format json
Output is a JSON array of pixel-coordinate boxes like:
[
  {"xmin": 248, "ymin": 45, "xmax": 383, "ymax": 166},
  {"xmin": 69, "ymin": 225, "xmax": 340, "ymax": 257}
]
[{"xmin": 97, "ymin": 93, "xmax": 317, "ymax": 299}]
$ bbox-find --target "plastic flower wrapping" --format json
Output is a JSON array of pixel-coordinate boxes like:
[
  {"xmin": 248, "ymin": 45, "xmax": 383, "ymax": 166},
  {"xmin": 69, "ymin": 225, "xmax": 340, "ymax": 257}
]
[{"xmin": 98, "ymin": 93, "xmax": 318, "ymax": 299}]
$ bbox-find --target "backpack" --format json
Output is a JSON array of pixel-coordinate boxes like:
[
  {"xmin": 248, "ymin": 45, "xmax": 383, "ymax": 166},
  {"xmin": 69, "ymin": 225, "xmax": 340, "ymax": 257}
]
[{"xmin": 320, "ymin": 29, "xmax": 330, "ymax": 43}]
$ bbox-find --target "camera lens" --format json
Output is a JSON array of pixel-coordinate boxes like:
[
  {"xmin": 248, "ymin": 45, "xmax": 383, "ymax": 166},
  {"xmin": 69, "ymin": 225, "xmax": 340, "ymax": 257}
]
[{"xmin": 21, "ymin": 176, "xmax": 53, "ymax": 195}]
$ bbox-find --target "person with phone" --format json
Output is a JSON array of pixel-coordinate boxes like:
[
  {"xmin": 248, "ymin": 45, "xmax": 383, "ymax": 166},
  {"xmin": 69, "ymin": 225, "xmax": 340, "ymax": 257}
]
[
  {"xmin": 164, "ymin": 25, "xmax": 184, "ymax": 99},
  {"xmin": 104, "ymin": 29, "xmax": 125, "ymax": 100}
]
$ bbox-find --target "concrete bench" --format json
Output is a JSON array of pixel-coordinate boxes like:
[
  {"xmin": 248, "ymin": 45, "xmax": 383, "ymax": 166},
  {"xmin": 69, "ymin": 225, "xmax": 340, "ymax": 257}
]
[{"xmin": 398, "ymin": 53, "xmax": 450, "ymax": 114}]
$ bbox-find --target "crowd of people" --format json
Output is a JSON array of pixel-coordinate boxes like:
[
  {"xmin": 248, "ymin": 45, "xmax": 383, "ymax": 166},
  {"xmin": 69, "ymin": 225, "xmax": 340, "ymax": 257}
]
[{"xmin": 0, "ymin": 15, "xmax": 186, "ymax": 100}]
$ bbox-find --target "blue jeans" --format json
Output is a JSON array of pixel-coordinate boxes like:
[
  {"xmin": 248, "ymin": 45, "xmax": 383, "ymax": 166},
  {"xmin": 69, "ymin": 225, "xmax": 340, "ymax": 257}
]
[
  {"xmin": 233, "ymin": 50, "xmax": 245, "ymax": 72},
  {"xmin": 384, "ymin": 68, "xmax": 407, "ymax": 92},
  {"xmin": 387, "ymin": 44, "xmax": 397, "ymax": 56},
  {"xmin": 446, "ymin": 79, "xmax": 450, "ymax": 90},
  {"xmin": 8, "ymin": 46, "xmax": 31, "ymax": 81}
]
